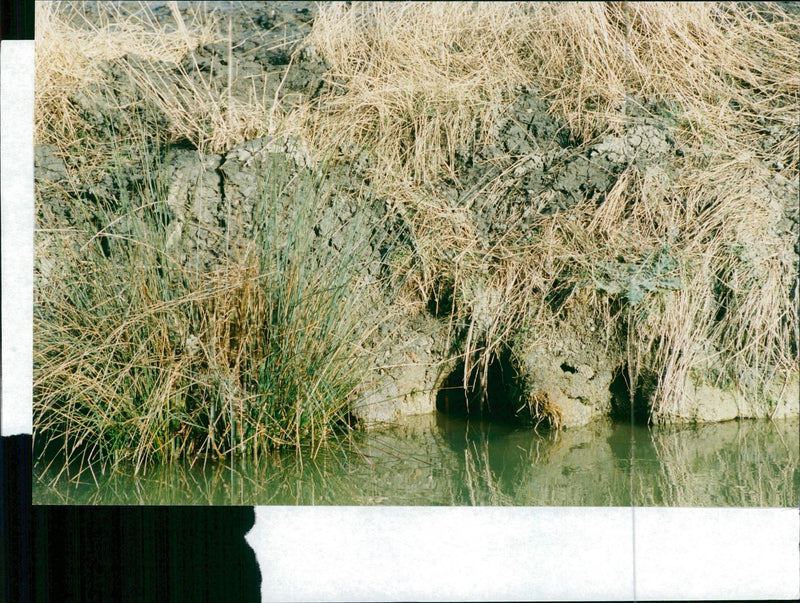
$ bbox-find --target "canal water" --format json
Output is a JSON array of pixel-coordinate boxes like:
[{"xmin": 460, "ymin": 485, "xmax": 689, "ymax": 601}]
[{"xmin": 33, "ymin": 414, "xmax": 798, "ymax": 506}]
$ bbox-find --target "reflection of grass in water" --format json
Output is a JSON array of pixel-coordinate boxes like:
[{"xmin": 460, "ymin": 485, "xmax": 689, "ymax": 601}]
[
  {"xmin": 442, "ymin": 419, "xmax": 635, "ymax": 506},
  {"xmin": 34, "ymin": 449, "xmax": 352, "ymax": 505},
  {"xmin": 633, "ymin": 419, "xmax": 799, "ymax": 507},
  {"xmin": 461, "ymin": 440, "xmax": 513, "ymax": 506},
  {"xmin": 33, "ymin": 416, "xmax": 798, "ymax": 506}
]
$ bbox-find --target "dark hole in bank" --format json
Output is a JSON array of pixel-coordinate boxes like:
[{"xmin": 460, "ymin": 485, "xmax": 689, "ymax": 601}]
[
  {"xmin": 545, "ymin": 282, "xmax": 573, "ymax": 315},
  {"xmin": 609, "ymin": 364, "xmax": 652, "ymax": 424},
  {"xmin": 426, "ymin": 277, "xmax": 455, "ymax": 318},
  {"xmin": 436, "ymin": 349, "xmax": 526, "ymax": 423}
]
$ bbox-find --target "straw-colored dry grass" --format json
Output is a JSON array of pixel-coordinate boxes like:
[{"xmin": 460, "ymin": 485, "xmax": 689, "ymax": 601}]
[
  {"xmin": 35, "ymin": 1, "xmax": 296, "ymax": 160},
  {"xmin": 306, "ymin": 2, "xmax": 799, "ymax": 177},
  {"xmin": 302, "ymin": 1, "xmax": 799, "ymax": 419},
  {"xmin": 527, "ymin": 2, "xmax": 799, "ymax": 162},
  {"xmin": 35, "ymin": 1, "xmax": 217, "ymax": 143},
  {"xmin": 305, "ymin": 2, "xmax": 535, "ymax": 185}
]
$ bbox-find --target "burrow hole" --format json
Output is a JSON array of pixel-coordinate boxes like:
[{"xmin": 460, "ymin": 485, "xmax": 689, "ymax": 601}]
[
  {"xmin": 436, "ymin": 350, "xmax": 527, "ymax": 423},
  {"xmin": 608, "ymin": 364, "xmax": 654, "ymax": 424}
]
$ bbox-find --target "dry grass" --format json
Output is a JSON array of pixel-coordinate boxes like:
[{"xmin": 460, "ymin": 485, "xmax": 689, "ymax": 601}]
[
  {"xmin": 34, "ymin": 1, "xmax": 799, "ymax": 436},
  {"xmin": 119, "ymin": 20, "xmax": 276, "ymax": 155},
  {"xmin": 37, "ymin": 2, "xmax": 800, "ymax": 167},
  {"xmin": 529, "ymin": 3, "xmax": 799, "ymax": 163},
  {"xmin": 302, "ymin": 1, "xmax": 799, "ymax": 419},
  {"xmin": 528, "ymin": 149, "xmax": 797, "ymax": 420},
  {"xmin": 306, "ymin": 2, "xmax": 799, "ymax": 175},
  {"xmin": 640, "ymin": 155, "xmax": 797, "ymax": 420},
  {"xmin": 305, "ymin": 2, "xmax": 535, "ymax": 185},
  {"xmin": 35, "ymin": 1, "xmax": 218, "ymax": 144},
  {"xmin": 35, "ymin": 1, "xmax": 294, "ymax": 158}
]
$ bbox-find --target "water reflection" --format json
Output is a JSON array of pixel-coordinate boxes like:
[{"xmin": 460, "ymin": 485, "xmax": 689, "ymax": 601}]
[
  {"xmin": 631, "ymin": 419, "xmax": 799, "ymax": 506},
  {"xmin": 33, "ymin": 414, "xmax": 798, "ymax": 506}
]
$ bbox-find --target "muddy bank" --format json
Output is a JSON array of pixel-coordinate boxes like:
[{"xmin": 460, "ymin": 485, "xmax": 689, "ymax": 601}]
[{"xmin": 35, "ymin": 2, "xmax": 799, "ymax": 432}]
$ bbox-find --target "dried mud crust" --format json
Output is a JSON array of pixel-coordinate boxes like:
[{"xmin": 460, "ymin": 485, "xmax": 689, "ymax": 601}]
[
  {"xmin": 76, "ymin": 6, "xmax": 327, "ymax": 134},
  {"xmin": 444, "ymin": 88, "xmax": 681, "ymax": 247},
  {"xmin": 35, "ymin": 2, "xmax": 800, "ymax": 429}
]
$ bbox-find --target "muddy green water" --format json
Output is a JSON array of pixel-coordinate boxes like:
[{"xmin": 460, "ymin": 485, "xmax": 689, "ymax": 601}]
[{"xmin": 33, "ymin": 414, "xmax": 798, "ymax": 506}]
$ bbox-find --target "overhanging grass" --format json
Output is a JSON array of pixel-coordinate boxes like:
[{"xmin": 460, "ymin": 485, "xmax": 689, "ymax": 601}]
[{"xmin": 302, "ymin": 2, "xmax": 799, "ymax": 419}]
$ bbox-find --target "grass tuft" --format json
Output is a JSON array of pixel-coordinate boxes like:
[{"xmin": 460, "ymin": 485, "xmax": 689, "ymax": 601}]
[{"xmin": 34, "ymin": 145, "xmax": 392, "ymax": 475}]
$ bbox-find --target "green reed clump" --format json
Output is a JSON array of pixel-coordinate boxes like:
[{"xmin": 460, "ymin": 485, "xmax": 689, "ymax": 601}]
[{"xmin": 34, "ymin": 149, "xmax": 391, "ymax": 478}]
